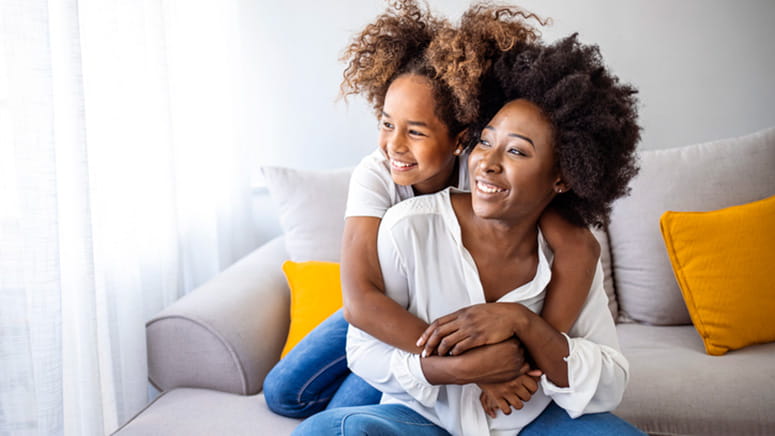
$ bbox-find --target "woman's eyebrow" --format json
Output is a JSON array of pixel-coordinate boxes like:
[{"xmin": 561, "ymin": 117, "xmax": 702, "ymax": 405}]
[
  {"xmin": 483, "ymin": 126, "xmax": 535, "ymax": 148},
  {"xmin": 508, "ymin": 133, "xmax": 535, "ymax": 148}
]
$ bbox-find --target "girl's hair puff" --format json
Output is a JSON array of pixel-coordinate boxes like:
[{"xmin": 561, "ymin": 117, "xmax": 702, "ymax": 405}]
[
  {"xmin": 340, "ymin": 0, "xmax": 447, "ymax": 119},
  {"xmin": 427, "ymin": 3, "xmax": 547, "ymax": 126}
]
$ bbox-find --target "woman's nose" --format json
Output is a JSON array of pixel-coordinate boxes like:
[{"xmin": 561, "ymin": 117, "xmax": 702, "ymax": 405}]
[{"xmin": 478, "ymin": 149, "xmax": 501, "ymax": 173}]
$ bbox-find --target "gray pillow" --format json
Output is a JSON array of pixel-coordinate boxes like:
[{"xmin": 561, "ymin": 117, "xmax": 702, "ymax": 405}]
[
  {"xmin": 608, "ymin": 127, "xmax": 775, "ymax": 325},
  {"xmin": 262, "ymin": 166, "xmax": 352, "ymax": 262}
]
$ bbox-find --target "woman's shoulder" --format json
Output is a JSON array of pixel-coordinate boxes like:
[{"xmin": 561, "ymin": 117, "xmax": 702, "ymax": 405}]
[{"xmin": 381, "ymin": 188, "xmax": 454, "ymax": 231}]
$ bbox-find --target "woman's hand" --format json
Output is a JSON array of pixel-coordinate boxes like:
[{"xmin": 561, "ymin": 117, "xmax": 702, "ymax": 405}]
[
  {"xmin": 417, "ymin": 303, "xmax": 524, "ymax": 358},
  {"xmin": 478, "ymin": 369, "xmax": 542, "ymax": 418}
]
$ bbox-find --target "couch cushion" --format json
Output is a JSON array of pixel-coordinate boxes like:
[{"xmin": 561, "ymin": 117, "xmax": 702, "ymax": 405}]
[
  {"xmin": 112, "ymin": 389, "xmax": 301, "ymax": 435},
  {"xmin": 591, "ymin": 227, "xmax": 618, "ymax": 321},
  {"xmin": 607, "ymin": 127, "xmax": 775, "ymax": 325},
  {"xmin": 660, "ymin": 195, "xmax": 775, "ymax": 355},
  {"xmin": 280, "ymin": 260, "xmax": 343, "ymax": 357},
  {"xmin": 615, "ymin": 324, "xmax": 775, "ymax": 436},
  {"xmin": 262, "ymin": 166, "xmax": 352, "ymax": 262}
]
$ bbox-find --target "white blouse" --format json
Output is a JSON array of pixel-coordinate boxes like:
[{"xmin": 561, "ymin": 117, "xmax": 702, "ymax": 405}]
[{"xmin": 347, "ymin": 188, "xmax": 629, "ymax": 436}]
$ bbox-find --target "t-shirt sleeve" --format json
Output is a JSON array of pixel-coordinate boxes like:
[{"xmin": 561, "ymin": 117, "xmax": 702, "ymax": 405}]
[{"xmin": 344, "ymin": 152, "xmax": 395, "ymax": 219}]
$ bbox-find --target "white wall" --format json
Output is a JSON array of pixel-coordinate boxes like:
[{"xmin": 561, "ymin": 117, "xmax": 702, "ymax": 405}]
[{"xmin": 241, "ymin": 0, "xmax": 775, "ymax": 241}]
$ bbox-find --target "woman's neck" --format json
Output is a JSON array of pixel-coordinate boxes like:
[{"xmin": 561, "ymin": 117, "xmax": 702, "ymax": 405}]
[{"xmin": 451, "ymin": 193, "xmax": 540, "ymax": 258}]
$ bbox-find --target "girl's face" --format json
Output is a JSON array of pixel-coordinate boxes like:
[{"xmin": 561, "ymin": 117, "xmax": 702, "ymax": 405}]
[
  {"xmin": 469, "ymin": 99, "xmax": 564, "ymax": 222},
  {"xmin": 379, "ymin": 74, "xmax": 461, "ymax": 195}
]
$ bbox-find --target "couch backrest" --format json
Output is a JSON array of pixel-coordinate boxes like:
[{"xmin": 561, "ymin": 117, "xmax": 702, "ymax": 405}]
[{"xmin": 607, "ymin": 127, "xmax": 775, "ymax": 325}]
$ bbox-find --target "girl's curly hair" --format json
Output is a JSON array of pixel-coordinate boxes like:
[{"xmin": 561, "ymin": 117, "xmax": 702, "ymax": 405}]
[
  {"xmin": 485, "ymin": 34, "xmax": 641, "ymax": 228},
  {"xmin": 340, "ymin": 0, "xmax": 545, "ymax": 141},
  {"xmin": 427, "ymin": 3, "xmax": 547, "ymax": 127}
]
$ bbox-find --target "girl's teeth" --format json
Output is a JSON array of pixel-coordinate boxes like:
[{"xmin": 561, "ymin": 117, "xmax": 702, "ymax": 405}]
[{"xmin": 392, "ymin": 160, "xmax": 414, "ymax": 168}]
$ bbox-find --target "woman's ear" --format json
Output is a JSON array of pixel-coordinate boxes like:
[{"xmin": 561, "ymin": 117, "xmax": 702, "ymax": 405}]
[{"xmin": 553, "ymin": 177, "xmax": 570, "ymax": 194}]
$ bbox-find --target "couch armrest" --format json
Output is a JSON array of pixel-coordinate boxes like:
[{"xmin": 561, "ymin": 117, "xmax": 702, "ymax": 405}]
[{"xmin": 146, "ymin": 236, "xmax": 290, "ymax": 395}]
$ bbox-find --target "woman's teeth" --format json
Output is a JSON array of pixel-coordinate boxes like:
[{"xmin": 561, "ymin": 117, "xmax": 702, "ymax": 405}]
[{"xmin": 477, "ymin": 181, "xmax": 506, "ymax": 193}]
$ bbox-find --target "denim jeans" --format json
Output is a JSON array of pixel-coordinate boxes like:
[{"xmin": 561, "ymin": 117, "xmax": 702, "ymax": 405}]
[
  {"xmin": 291, "ymin": 404, "xmax": 450, "ymax": 436},
  {"xmin": 520, "ymin": 401, "xmax": 646, "ymax": 436},
  {"xmin": 263, "ymin": 309, "xmax": 382, "ymax": 418},
  {"xmin": 292, "ymin": 401, "xmax": 646, "ymax": 436}
]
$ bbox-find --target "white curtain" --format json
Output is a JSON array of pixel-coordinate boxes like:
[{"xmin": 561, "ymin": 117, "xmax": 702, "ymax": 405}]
[{"xmin": 0, "ymin": 1, "xmax": 258, "ymax": 434}]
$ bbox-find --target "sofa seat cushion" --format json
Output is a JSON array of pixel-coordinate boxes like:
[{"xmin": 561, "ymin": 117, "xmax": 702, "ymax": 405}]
[
  {"xmin": 615, "ymin": 323, "xmax": 775, "ymax": 436},
  {"xmin": 113, "ymin": 389, "xmax": 301, "ymax": 436}
]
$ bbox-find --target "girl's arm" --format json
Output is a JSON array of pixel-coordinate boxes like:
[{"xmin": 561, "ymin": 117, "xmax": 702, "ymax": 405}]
[
  {"xmin": 341, "ymin": 216, "xmax": 428, "ymax": 353},
  {"xmin": 538, "ymin": 207, "xmax": 600, "ymax": 333}
]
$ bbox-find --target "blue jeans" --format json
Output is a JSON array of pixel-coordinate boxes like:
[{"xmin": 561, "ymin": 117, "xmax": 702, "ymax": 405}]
[
  {"xmin": 520, "ymin": 401, "xmax": 646, "ymax": 435},
  {"xmin": 293, "ymin": 402, "xmax": 646, "ymax": 436},
  {"xmin": 292, "ymin": 404, "xmax": 450, "ymax": 436},
  {"xmin": 263, "ymin": 309, "xmax": 382, "ymax": 418}
]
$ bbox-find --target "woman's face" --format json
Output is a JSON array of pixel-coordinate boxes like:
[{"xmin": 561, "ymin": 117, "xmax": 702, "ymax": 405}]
[
  {"xmin": 379, "ymin": 74, "xmax": 460, "ymax": 195},
  {"xmin": 469, "ymin": 99, "xmax": 561, "ymax": 222}
]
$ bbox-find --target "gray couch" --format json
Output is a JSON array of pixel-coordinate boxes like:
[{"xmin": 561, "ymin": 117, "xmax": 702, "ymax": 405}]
[{"xmin": 114, "ymin": 127, "xmax": 775, "ymax": 436}]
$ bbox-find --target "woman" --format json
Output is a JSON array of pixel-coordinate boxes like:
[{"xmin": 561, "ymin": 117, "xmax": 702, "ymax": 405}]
[{"xmin": 294, "ymin": 34, "xmax": 643, "ymax": 435}]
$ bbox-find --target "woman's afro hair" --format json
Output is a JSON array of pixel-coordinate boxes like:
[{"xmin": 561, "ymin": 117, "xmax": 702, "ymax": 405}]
[
  {"xmin": 340, "ymin": 0, "xmax": 545, "ymax": 140},
  {"xmin": 484, "ymin": 34, "xmax": 641, "ymax": 228}
]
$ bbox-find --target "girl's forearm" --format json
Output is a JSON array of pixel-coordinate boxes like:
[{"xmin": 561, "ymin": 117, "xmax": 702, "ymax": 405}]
[
  {"xmin": 341, "ymin": 217, "xmax": 428, "ymax": 354},
  {"xmin": 343, "ymin": 288, "xmax": 428, "ymax": 353},
  {"xmin": 511, "ymin": 304, "xmax": 570, "ymax": 387}
]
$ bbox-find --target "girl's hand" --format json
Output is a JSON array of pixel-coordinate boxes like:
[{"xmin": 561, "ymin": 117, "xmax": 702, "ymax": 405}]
[
  {"xmin": 478, "ymin": 370, "xmax": 542, "ymax": 418},
  {"xmin": 417, "ymin": 303, "xmax": 524, "ymax": 358}
]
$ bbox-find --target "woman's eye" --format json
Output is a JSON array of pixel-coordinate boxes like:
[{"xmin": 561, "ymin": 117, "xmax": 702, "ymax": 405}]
[
  {"xmin": 409, "ymin": 129, "xmax": 426, "ymax": 137},
  {"xmin": 477, "ymin": 139, "xmax": 491, "ymax": 148},
  {"xmin": 508, "ymin": 147, "xmax": 525, "ymax": 157},
  {"xmin": 381, "ymin": 121, "xmax": 394, "ymax": 129}
]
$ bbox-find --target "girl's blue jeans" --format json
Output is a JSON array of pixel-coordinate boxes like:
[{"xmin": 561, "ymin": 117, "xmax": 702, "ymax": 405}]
[
  {"xmin": 263, "ymin": 309, "xmax": 645, "ymax": 435},
  {"xmin": 263, "ymin": 309, "xmax": 382, "ymax": 418}
]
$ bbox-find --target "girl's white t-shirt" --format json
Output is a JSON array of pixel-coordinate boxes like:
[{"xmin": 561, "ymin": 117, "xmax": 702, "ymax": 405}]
[{"xmin": 344, "ymin": 148, "xmax": 469, "ymax": 218}]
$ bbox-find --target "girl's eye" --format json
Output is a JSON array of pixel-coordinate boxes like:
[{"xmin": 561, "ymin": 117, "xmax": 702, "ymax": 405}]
[
  {"xmin": 409, "ymin": 129, "xmax": 427, "ymax": 137},
  {"xmin": 382, "ymin": 121, "xmax": 394, "ymax": 129},
  {"xmin": 477, "ymin": 139, "xmax": 491, "ymax": 148},
  {"xmin": 508, "ymin": 147, "xmax": 525, "ymax": 156}
]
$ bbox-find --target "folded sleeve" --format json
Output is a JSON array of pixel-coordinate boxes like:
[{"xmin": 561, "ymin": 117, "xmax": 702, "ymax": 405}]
[
  {"xmin": 540, "ymin": 265, "xmax": 630, "ymax": 417},
  {"xmin": 347, "ymin": 327, "xmax": 440, "ymax": 407}
]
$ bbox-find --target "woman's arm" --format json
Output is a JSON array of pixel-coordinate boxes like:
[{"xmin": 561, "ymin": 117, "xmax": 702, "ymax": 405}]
[
  {"xmin": 538, "ymin": 207, "xmax": 600, "ymax": 333},
  {"xmin": 341, "ymin": 216, "xmax": 428, "ymax": 353}
]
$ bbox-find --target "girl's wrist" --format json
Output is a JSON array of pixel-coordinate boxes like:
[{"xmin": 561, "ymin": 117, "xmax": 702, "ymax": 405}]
[{"xmin": 508, "ymin": 303, "xmax": 532, "ymax": 337}]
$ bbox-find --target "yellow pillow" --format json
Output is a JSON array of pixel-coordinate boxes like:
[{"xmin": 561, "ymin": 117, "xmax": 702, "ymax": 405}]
[
  {"xmin": 280, "ymin": 260, "xmax": 343, "ymax": 358},
  {"xmin": 660, "ymin": 195, "xmax": 775, "ymax": 356}
]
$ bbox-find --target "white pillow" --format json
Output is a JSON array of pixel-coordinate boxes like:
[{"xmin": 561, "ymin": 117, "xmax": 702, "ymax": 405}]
[
  {"xmin": 262, "ymin": 166, "xmax": 353, "ymax": 262},
  {"xmin": 607, "ymin": 126, "xmax": 775, "ymax": 325}
]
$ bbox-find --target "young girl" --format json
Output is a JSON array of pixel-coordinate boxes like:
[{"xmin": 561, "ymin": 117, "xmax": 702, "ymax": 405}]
[
  {"xmin": 297, "ymin": 32, "xmax": 644, "ymax": 436},
  {"xmin": 263, "ymin": 0, "xmax": 600, "ymax": 419}
]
